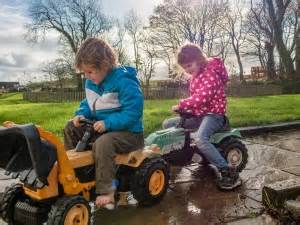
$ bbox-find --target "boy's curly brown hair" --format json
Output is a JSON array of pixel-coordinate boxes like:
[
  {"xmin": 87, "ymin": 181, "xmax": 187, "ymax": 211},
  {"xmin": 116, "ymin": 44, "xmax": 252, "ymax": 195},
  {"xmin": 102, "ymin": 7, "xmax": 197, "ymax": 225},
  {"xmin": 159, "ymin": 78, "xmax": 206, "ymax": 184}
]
[
  {"xmin": 177, "ymin": 43, "xmax": 207, "ymax": 65},
  {"xmin": 75, "ymin": 37, "xmax": 117, "ymax": 71}
]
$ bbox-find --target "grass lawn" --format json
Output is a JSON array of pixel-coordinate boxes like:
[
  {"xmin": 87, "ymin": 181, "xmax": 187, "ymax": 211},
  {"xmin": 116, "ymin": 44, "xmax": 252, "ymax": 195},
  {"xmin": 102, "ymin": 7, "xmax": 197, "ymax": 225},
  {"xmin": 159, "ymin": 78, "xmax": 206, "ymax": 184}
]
[{"xmin": 0, "ymin": 93, "xmax": 300, "ymax": 138}]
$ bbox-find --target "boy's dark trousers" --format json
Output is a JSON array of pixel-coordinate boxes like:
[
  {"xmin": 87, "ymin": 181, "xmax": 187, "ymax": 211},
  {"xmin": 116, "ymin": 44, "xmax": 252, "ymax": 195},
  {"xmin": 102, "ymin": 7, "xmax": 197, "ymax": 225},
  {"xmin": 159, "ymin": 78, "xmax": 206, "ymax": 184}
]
[{"xmin": 64, "ymin": 121, "xmax": 144, "ymax": 194}]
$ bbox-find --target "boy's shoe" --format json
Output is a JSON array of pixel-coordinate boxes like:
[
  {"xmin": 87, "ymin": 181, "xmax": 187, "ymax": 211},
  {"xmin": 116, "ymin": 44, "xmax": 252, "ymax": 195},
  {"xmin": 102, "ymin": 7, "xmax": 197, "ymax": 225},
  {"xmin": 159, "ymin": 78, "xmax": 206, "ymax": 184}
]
[
  {"xmin": 117, "ymin": 192, "xmax": 138, "ymax": 206},
  {"xmin": 127, "ymin": 192, "xmax": 138, "ymax": 206},
  {"xmin": 217, "ymin": 167, "xmax": 242, "ymax": 190}
]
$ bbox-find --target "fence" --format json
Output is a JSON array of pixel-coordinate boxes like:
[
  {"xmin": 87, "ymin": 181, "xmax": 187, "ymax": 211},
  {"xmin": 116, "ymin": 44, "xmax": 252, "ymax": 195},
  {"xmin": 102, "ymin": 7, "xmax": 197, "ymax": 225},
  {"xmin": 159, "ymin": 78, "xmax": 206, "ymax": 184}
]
[
  {"xmin": 23, "ymin": 84, "xmax": 282, "ymax": 102},
  {"xmin": 23, "ymin": 91, "xmax": 85, "ymax": 102},
  {"xmin": 226, "ymin": 84, "xmax": 282, "ymax": 97}
]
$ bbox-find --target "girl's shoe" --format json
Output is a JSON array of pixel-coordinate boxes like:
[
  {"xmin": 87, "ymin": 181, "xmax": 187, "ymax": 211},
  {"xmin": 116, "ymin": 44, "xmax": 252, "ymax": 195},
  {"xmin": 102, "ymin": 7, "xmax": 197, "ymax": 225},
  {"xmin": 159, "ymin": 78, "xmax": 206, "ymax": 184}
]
[{"xmin": 217, "ymin": 167, "xmax": 242, "ymax": 190}]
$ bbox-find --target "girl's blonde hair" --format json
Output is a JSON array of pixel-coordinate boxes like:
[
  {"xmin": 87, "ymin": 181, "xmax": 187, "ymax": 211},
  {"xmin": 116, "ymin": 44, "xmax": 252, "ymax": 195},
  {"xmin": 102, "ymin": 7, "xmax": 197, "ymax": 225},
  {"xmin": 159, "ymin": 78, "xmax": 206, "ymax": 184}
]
[
  {"xmin": 75, "ymin": 37, "xmax": 117, "ymax": 71},
  {"xmin": 177, "ymin": 43, "xmax": 207, "ymax": 65}
]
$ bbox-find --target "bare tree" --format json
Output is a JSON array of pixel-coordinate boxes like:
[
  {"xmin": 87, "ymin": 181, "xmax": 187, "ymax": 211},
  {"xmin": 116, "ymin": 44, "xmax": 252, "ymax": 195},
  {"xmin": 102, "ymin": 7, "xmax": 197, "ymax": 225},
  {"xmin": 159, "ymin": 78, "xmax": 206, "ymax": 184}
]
[
  {"xmin": 149, "ymin": 1, "xmax": 182, "ymax": 55},
  {"xmin": 139, "ymin": 34, "xmax": 159, "ymax": 98},
  {"xmin": 148, "ymin": 1, "xmax": 184, "ymax": 78},
  {"xmin": 124, "ymin": 9, "xmax": 144, "ymax": 72},
  {"xmin": 297, "ymin": 25, "xmax": 300, "ymax": 77},
  {"xmin": 148, "ymin": 0, "xmax": 229, "ymax": 78},
  {"xmin": 264, "ymin": 0, "xmax": 296, "ymax": 79},
  {"xmin": 222, "ymin": 0, "xmax": 248, "ymax": 83},
  {"xmin": 297, "ymin": 1, "xmax": 300, "ymax": 77},
  {"xmin": 42, "ymin": 59, "xmax": 71, "ymax": 89},
  {"xmin": 27, "ymin": 0, "xmax": 112, "ymax": 89},
  {"xmin": 108, "ymin": 20, "xmax": 130, "ymax": 65},
  {"xmin": 283, "ymin": 1, "xmax": 298, "ymax": 60},
  {"xmin": 147, "ymin": 30, "xmax": 176, "ymax": 77},
  {"xmin": 246, "ymin": 0, "xmax": 276, "ymax": 80}
]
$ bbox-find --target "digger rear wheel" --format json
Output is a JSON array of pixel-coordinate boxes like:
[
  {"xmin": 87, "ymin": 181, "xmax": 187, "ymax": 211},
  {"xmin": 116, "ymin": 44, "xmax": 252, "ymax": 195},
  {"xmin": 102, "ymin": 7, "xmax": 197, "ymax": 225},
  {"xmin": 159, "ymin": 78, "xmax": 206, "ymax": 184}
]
[
  {"xmin": 47, "ymin": 196, "xmax": 90, "ymax": 225},
  {"xmin": 219, "ymin": 137, "xmax": 248, "ymax": 172},
  {"xmin": 131, "ymin": 157, "xmax": 169, "ymax": 206}
]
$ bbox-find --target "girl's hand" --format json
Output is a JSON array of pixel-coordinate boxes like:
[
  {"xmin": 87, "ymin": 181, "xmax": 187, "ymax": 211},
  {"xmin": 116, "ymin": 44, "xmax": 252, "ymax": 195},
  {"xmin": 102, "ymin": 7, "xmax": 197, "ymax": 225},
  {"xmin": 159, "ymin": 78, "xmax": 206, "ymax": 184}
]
[
  {"xmin": 171, "ymin": 105, "xmax": 179, "ymax": 112},
  {"xmin": 93, "ymin": 121, "xmax": 106, "ymax": 133}
]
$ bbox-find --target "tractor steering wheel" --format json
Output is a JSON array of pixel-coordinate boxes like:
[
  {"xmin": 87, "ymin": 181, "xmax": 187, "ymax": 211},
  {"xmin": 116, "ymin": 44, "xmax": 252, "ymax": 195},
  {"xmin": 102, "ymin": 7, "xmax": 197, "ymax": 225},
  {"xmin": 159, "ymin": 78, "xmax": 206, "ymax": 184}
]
[
  {"xmin": 173, "ymin": 109, "xmax": 194, "ymax": 128},
  {"xmin": 79, "ymin": 118, "xmax": 94, "ymax": 126}
]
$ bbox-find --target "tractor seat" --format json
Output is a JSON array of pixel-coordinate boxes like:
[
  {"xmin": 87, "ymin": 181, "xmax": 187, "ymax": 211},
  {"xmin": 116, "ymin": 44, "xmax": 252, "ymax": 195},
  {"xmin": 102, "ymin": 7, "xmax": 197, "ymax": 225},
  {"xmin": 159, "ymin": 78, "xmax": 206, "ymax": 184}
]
[
  {"xmin": 219, "ymin": 116, "xmax": 231, "ymax": 132},
  {"xmin": 0, "ymin": 124, "xmax": 57, "ymax": 188}
]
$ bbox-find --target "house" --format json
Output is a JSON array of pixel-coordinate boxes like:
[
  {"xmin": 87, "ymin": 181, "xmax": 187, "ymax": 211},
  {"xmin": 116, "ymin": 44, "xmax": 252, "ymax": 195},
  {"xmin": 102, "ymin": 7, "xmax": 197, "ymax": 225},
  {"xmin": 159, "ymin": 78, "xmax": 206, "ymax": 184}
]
[
  {"xmin": 247, "ymin": 66, "xmax": 268, "ymax": 81},
  {"xmin": 0, "ymin": 82, "xmax": 21, "ymax": 92}
]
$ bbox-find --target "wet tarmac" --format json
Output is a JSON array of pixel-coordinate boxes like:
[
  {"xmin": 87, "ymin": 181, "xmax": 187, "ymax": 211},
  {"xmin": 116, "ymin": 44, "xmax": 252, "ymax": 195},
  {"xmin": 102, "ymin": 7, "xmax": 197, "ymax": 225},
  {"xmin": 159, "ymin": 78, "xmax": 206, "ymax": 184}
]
[{"xmin": 1, "ymin": 130, "xmax": 300, "ymax": 225}]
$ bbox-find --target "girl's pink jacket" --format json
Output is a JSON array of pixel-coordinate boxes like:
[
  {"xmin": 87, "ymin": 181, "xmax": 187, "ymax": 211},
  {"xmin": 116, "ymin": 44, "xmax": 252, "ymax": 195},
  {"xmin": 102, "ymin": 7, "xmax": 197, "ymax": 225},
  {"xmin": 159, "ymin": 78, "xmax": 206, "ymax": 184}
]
[{"xmin": 178, "ymin": 57, "xmax": 229, "ymax": 116}]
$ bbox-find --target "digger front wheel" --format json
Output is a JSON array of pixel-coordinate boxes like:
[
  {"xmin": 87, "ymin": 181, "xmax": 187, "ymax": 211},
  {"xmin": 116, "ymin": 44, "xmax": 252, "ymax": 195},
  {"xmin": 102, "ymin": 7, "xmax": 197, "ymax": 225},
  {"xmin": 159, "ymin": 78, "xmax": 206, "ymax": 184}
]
[
  {"xmin": 47, "ymin": 196, "xmax": 91, "ymax": 225},
  {"xmin": 0, "ymin": 183, "xmax": 24, "ymax": 225},
  {"xmin": 131, "ymin": 157, "xmax": 169, "ymax": 206}
]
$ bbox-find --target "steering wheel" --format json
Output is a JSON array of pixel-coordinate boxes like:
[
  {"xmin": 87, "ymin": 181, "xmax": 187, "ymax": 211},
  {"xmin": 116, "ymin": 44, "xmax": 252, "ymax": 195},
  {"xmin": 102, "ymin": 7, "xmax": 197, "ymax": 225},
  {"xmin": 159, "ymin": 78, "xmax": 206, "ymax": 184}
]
[
  {"xmin": 79, "ymin": 118, "xmax": 94, "ymax": 126},
  {"xmin": 174, "ymin": 109, "xmax": 194, "ymax": 119}
]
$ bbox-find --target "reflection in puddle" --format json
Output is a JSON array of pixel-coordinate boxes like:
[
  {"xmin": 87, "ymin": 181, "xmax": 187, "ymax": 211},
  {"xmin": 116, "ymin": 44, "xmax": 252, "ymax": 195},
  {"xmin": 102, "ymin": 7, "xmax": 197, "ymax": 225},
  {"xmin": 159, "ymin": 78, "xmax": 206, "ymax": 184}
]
[{"xmin": 187, "ymin": 202, "xmax": 201, "ymax": 215}]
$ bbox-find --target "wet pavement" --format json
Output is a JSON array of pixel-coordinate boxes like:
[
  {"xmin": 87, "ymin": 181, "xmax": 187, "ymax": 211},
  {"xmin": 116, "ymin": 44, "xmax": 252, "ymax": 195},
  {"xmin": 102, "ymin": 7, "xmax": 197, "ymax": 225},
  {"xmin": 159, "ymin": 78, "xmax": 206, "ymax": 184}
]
[{"xmin": 1, "ymin": 129, "xmax": 300, "ymax": 225}]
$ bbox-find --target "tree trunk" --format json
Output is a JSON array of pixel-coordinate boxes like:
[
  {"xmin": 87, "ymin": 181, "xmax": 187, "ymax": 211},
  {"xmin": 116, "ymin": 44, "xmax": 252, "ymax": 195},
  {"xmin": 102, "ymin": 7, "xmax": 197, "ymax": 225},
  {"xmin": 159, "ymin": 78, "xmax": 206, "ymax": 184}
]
[
  {"xmin": 237, "ymin": 54, "xmax": 244, "ymax": 83},
  {"xmin": 74, "ymin": 73, "xmax": 83, "ymax": 91},
  {"xmin": 59, "ymin": 79, "xmax": 63, "ymax": 89},
  {"xmin": 275, "ymin": 31, "xmax": 296, "ymax": 79},
  {"xmin": 264, "ymin": 0, "xmax": 296, "ymax": 80},
  {"xmin": 231, "ymin": 37, "xmax": 245, "ymax": 83},
  {"xmin": 265, "ymin": 42, "xmax": 276, "ymax": 80},
  {"xmin": 145, "ymin": 79, "xmax": 150, "ymax": 99},
  {"xmin": 296, "ymin": 25, "xmax": 300, "ymax": 80},
  {"xmin": 278, "ymin": 59, "xmax": 285, "ymax": 80}
]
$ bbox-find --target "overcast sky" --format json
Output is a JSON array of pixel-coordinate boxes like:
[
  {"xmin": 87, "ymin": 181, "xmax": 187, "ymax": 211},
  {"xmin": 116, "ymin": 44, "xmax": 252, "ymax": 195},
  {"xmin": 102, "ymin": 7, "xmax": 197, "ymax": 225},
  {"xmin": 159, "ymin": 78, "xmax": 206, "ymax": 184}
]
[
  {"xmin": 0, "ymin": 0, "xmax": 260, "ymax": 84},
  {"xmin": 0, "ymin": 0, "xmax": 162, "ymax": 83}
]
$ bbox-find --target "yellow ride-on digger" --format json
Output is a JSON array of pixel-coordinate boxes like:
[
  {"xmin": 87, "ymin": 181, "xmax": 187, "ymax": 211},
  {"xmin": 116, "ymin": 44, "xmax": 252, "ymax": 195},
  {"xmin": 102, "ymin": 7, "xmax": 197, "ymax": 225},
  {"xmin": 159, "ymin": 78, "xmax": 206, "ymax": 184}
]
[{"xmin": 0, "ymin": 121, "xmax": 169, "ymax": 225}]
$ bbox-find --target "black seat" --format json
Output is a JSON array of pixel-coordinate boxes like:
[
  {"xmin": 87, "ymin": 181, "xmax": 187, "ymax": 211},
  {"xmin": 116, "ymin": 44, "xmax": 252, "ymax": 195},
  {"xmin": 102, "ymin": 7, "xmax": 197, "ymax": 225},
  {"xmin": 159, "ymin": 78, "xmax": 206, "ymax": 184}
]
[
  {"xmin": 0, "ymin": 124, "xmax": 57, "ymax": 187},
  {"xmin": 220, "ymin": 116, "xmax": 231, "ymax": 132}
]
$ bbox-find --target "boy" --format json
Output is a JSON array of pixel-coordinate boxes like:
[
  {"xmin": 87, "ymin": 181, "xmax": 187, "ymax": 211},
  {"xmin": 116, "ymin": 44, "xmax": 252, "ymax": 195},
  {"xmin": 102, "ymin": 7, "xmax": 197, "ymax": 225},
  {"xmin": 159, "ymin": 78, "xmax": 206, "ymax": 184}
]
[
  {"xmin": 64, "ymin": 38, "xmax": 144, "ymax": 208},
  {"xmin": 163, "ymin": 43, "xmax": 241, "ymax": 190}
]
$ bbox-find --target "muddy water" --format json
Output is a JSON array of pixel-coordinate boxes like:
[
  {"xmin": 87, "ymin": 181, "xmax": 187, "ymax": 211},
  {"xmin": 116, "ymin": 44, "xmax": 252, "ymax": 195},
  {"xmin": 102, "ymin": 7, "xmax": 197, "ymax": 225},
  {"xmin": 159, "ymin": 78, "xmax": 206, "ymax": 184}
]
[
  {"xmin": 95, "ymin": 166, "xmax": 239, "ymax": 225},
  {"xmin": 94, "ymin": 130, "xmax": 300, "ymax": 225}
]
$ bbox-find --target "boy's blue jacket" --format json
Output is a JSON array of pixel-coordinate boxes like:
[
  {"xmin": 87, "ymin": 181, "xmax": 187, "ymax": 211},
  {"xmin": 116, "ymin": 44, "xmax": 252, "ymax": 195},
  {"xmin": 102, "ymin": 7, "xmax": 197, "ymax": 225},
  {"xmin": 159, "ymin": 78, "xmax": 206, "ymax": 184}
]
[{"xmin": 75, "ymin": 66, "xmax": 144, "ymax": 133}]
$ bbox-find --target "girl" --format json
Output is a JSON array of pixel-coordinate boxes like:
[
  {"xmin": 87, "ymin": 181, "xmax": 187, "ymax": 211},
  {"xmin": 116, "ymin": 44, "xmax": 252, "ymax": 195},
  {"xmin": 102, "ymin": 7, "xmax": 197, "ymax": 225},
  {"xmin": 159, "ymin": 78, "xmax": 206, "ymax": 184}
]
[{"xmin": 164, "ymin": 43, "xmax": 241, "ymax": 190}]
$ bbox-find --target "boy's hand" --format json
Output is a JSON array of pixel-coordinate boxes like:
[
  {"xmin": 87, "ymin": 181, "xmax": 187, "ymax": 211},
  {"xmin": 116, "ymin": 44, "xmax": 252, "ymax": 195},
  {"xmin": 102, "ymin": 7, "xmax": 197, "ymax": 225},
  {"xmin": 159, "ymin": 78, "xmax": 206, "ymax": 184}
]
[
  {"xmin": 94, "ymin": 121, "xmax": 106, "ymax": 133},
  {"xmin": 73, "ymin": 115, "xmax": 85, "ymax": 127},
  {"xmin": 171, "ymin": 105, "xmax": 179, "ymax": 112}
]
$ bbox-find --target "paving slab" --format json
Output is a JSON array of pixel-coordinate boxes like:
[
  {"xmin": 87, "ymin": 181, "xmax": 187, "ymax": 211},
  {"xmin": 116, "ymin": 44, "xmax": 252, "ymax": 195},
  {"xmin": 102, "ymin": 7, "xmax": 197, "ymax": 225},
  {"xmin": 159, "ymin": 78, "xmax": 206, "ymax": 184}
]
[
  {"xmin": 226, "ymin": 214, "xmax": 279, "ymax": 225},
  {"xmin": 282, "ymin": 166, "xmax": 300, "ymax": 176}
]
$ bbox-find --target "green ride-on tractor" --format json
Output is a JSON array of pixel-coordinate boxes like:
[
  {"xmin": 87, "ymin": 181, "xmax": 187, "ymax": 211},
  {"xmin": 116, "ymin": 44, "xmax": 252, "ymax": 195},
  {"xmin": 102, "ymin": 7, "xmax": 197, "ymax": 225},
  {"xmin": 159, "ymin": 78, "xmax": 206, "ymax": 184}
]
[{"xmin": 146, "ymin": 110, "xmax": 248, "ymax": 172}]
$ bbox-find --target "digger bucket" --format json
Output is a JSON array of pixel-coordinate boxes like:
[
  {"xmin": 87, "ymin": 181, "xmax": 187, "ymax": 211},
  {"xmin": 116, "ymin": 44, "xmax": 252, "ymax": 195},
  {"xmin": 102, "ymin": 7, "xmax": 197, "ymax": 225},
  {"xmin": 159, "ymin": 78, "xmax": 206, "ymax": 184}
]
[{"xmin": 0, "ymin": 124, "xmax": 57, "ymax": 188}]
